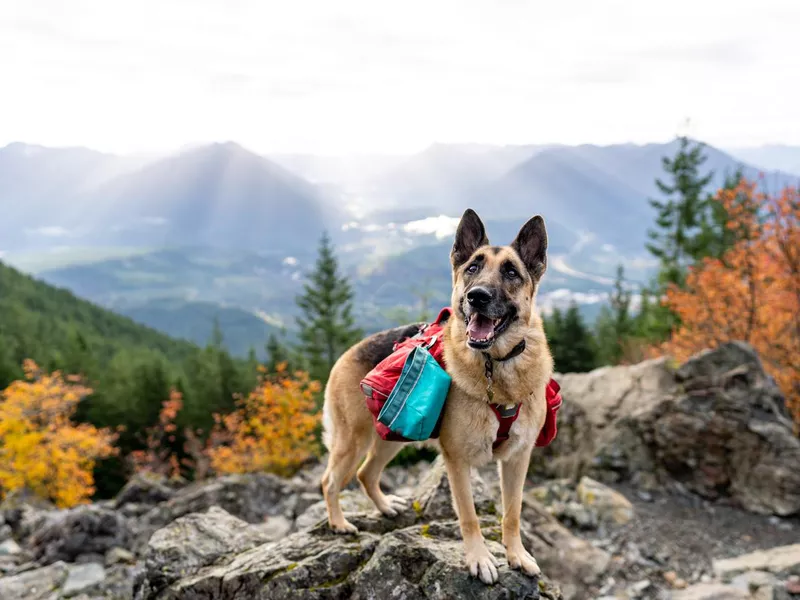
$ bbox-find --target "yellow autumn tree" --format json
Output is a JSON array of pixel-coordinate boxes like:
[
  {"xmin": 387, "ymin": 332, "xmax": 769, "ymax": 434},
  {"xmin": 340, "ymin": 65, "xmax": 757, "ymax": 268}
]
[
  {"xmin": 0, "ymin": 361, "xmax": 119, "ymax": 507},
  {"xmin": 661, "ymin": 181, "xmax": 800, "ymax": 427},
  {"xmin": 205, "ymin": 363, "xmax": 321, "ymax": 477}
]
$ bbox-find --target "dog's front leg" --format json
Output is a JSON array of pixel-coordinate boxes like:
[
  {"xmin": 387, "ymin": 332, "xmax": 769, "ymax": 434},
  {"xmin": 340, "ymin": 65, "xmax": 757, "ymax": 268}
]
[
  {"xmin": 443, "ymin": 454, "xmax": 499, "ymax": 584},
  {"xmin": 499, "ymin": 448, "xmax": 541, "ymax": 577}
]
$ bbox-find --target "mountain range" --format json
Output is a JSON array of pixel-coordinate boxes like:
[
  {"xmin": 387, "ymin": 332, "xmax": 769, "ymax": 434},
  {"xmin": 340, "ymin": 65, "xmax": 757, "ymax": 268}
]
[{"xmin": 2, "ymin": 138, "xmax": 798, "ymax": 355}]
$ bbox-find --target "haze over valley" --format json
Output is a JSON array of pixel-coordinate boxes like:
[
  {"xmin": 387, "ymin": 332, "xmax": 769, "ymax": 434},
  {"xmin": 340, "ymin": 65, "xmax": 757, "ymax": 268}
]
[{"xmin": 2, "ymin": 138, "xmax": 798, "ymax": 355}]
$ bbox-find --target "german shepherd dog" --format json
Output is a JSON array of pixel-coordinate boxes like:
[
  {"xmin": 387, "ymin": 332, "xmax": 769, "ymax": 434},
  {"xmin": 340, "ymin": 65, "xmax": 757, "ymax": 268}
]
[{"xmin": 321, "ymin": 208, "xmax": 553, "ymax": 584}]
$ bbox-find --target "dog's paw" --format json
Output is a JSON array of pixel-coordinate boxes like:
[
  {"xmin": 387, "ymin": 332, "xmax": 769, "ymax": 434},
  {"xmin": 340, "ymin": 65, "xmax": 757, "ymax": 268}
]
[
  {"xmin": 329, "ymin": 519, "xmax": 358, "ymax": 534},
  {"xmin": 506, "ymin": 546, "xmax": 541, "ymax": 577},
  {"xmin": 466, "ymin": 544, "xmax": 500, "ymax": 584},
  {"xmin": 377, "ymin": 494, "xmax": 408, "ymax": 517}
]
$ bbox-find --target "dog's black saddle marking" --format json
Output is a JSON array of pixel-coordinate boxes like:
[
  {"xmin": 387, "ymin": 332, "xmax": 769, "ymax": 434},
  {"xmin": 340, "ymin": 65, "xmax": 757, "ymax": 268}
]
[{"xmin": 357, "ymin": 323, "xmax": 426, "ymax": 368}]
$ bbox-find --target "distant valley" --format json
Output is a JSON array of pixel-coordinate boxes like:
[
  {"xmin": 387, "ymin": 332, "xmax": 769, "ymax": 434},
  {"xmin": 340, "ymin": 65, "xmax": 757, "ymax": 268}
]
[{"xmin": 2, "ymin": 139, "xmax": 798, "ymax": 356}]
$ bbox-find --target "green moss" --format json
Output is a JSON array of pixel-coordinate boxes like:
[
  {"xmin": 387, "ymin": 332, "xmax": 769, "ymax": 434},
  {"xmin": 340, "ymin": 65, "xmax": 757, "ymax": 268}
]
[
  {"xmin": 483, "ymin": 528, "xmax": 502, "ymax": 542},
  {"xmin": 538, "ymin": 579, "xmax": 546, "ymax": 591},
  {"xmin": 484, "ymin": 502, "xmax": 498, "ymax": 516},
  {"xmin": 286, "ymin": 563, "xmax": 298, "ymax": 572},
  {"xmin": 412, "ymin": 500, "xmax": 423, "ymax": 516},
  {"xmin": 309, "ymin": 572, "xmax": 350, "ymax": 590},
  {"xmin": 420, "ymin": 524, "xmax": 431, "ymax": 538}
]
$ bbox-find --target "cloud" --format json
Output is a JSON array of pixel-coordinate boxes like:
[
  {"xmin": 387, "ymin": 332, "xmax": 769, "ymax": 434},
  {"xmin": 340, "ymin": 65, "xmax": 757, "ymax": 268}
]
[
  {"xmin": 24, "ymin": 226, "xmax": 72, "ymax": 237},
  {"xmin": 1, "ymin": 0, "xmax": 799, "ymax": 153},
  {"xmin": 402, "ymin": 216, "xmax": 460, "ymax": 239}
]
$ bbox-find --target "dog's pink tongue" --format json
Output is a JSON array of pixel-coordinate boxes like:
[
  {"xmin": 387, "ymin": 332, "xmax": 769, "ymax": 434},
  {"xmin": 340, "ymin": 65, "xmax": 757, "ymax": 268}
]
[{"xmin": 467, "ymin": 314, "xmax": 494, "ymax": 340}]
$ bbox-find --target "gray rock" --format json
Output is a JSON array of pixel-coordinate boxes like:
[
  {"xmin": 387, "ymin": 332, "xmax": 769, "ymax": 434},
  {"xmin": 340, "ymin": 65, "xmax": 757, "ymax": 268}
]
[
  {"xmin": 520, "ymin": 497, "xmax": 611, "ymax": 599},
  {"xmin": 670, "ymin": 582, "xmax": 750, "ymax": 599},
  {"xmin": 0, "ymin": 560, "xmax": 69, "ymax": 599},
  {"xmin": 533, "ymin": 343, "xmax": 800, "ymax": 517},
  {"xmin": 713, "ymin": 543, "xmax": 800, "ymax": 579},
  {"xmin": 414, "ymin": 456, "xmax": 498, "ymax": 521},
  {"xmin": 576, "ymin": 476, "xmax": 634, "ymax": 525},
  {"xmin": 114, "ymin": 473, "xmax": 177, "ymax": 509},
  {"xmin": 28, "ymin": 504, "xmax": 133, "ymax": 565},
  {"xmin": 137, "ymin": 472, "xmax": 300, "ymax": 532},
  {"xmin": 137, "ymin": 506, "xmax": 293, "ymax": 596},
  {"xmin": 0, "ymin": 539, "xmax": 22, "ymax": 556},
  {"xmin": 62, "ymin": 563, "xmax": 106, "ymax": 597}
]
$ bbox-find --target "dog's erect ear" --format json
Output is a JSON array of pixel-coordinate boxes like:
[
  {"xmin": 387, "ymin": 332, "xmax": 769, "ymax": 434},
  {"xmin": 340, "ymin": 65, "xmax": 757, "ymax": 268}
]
[
  {"xmin": 451, "ymin": 209, "xmax": 489, "ymax": 268},
  {"xmin": 511, "ymin": 215, "xmax": 547, "ymax": 279}
]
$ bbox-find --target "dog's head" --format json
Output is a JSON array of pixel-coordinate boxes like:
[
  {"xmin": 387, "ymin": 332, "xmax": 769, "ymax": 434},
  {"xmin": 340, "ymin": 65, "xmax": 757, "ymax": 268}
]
[{"xmin": 450, "ymin": 209, "xmax": 547, "ymax": 352}]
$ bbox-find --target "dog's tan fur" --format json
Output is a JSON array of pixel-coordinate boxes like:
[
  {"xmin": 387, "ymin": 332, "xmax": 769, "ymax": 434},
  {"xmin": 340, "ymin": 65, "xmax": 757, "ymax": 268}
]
[{"xmin": 321, "ymin": 209, "xmax": 553, "ymax": 584}]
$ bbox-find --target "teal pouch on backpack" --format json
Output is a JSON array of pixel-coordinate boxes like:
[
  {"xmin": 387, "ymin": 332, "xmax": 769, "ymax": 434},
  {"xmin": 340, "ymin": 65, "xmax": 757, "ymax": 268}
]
[{"xmin": 376, "ymin": 344, "xmax": 451, "ymax": 441}]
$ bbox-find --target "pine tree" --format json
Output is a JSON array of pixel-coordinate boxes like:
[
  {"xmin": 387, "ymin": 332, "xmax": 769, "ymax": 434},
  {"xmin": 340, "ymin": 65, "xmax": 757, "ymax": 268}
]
[
  {"xmin": 544, "ymin": 304, "xmax": 596, "ymax": 373},
  {"xmin": 646, "ymin": 136, "xmax": 715, "ymax": 289},
  {"xmin": 296, "ymin": 233, "xmax": 362, "ymax": 383},
  {"xmin": 265, "ymin": 331, "xmax": 299, "ymax": 373},
  {"xmin": 595, "ymin": 265, "xmax": 635, "ymax": 365},
  {"xmin": 644, "ymin": 137, "xmax": 720, "ymax": 342}
]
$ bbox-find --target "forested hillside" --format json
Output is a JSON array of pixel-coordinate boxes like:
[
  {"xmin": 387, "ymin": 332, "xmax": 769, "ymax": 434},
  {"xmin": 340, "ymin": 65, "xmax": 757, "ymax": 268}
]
[
  {"xmin": 0, "ymin": 260, "xmax": 201, "ymax": 386},
  {"xmin": 0, "ymin": 260, "xmax": 260, "ymax": 495}
]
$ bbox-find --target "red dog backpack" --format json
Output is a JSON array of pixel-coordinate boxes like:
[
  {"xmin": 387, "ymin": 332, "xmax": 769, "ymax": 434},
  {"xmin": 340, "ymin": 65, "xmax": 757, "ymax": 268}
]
[{"xmin": 359, "ymin": 307, "xmax": 563, "ymax": 448}]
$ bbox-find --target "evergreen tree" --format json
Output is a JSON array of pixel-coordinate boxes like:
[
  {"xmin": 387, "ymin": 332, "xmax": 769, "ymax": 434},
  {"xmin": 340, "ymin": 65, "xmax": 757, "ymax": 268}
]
[
  {"xmin": 265, "ymin": 331, "xmax": 300, "ymax": 373},
  {"xmin": 646, "ymin": 136, "xmax": 714, "ymax": 289},
  {"xmin": 595, "ymin": 265, "xmax": 635, "ymax": 365},
  {"xmin": 295, "ymin": 233, "xmax": 362, "ymax": 383},
  {"xmin": 544, "ymin": 303, "xmax": 596, "ymax": 373}
]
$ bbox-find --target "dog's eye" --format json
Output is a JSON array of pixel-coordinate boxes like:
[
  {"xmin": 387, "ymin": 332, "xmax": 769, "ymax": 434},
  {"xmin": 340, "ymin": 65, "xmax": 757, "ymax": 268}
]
[
  {"xmin": 502, "ymin": 262, "xmax": 521, "ymax": 279},
  {"xmin": 466, "ymin": 263, "xmax": 479, "ymax": 274}
]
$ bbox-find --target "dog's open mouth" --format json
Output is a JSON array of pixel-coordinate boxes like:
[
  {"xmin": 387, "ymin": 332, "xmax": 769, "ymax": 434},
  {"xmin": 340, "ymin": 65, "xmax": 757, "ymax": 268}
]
[{"xmin": 465, "ymin": 311, "xmax": 512, "ymax": 349}]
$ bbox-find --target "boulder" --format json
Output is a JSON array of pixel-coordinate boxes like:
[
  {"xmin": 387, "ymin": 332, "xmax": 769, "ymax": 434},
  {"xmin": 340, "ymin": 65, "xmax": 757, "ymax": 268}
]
[
  {"xmin": 576, "ymin": 476, "xmax": 634, "ymax": 525},
  {"xmin": 138, "ymin": 506, "xmax": 292, "ymax": 596},
  {"xmin": 62, "ymin": 562, "xmax": 106, "ymax": 597},
  {"xmin": 528, "ymin": 477, "xmax": 634, "ymax": 530},
  {"xmin": 713, "ymin": 544, "xmax": 800, "ymax": 579},
  {"xmin": 28, "ymin": 504, "xmax": 134, "ymax": 565},
  {"xmin": 137, "ymin": 472, "xmax": 301, "ymax": 532},
  {"xmin": 114, "ymin": 473, "xmax": 178, "ymax": 509},
  {"xmin": 534, "ymin": 343, "xmax": 800, "ymax": 516},
  {"xmin": 670, "ymin": 582, "xmax": 750, "ymax": 599},
  {"xmin": 0, "ymin": 561, "xmax": 69, "ymax": 599},
  {"xmin": 519, "ymin": 497, "xmax": 612, "ymax": 599}
]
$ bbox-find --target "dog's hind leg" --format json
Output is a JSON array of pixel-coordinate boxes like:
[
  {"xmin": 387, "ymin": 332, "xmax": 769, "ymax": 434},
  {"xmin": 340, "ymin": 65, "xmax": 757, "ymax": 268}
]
[
  {"xmin": 322, "ymin": 428, "xmax": 372, "ymax": 534},
  {"xmin": 357, "ymin": 438, "xmax": 407, "ymax": 517},
  {"xmin": 499, "ymin": 448, "xmax": 541, "ymax": 577}
]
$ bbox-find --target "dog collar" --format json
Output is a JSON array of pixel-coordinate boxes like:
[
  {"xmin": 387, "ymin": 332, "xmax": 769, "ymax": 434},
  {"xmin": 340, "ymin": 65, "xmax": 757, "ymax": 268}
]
[{"xmin": 481, "ymin": 339, "xmax": 526, "ymax": 403}]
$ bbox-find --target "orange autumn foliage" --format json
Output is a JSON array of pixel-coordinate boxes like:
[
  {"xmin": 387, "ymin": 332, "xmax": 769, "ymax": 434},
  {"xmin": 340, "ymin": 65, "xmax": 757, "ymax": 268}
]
[
  {"xmin": 130, "ymin": 389, "xmax": 184, "ymax": 480},
  {"xmin": 660, "ymin": 180, "xmax": 800, "ymax": 427},
  {"xmin": 205, "ymin": 363, "xmax": 321, "ymax": 477},
  {"xmin": 0, "ymin": 361, "xmax": 119, "ymax": 508}
]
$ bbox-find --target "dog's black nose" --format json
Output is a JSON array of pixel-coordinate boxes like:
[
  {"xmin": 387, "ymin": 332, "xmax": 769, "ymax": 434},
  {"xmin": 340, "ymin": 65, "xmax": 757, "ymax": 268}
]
[{"xmin": 467, "ymin": 286, "xmax": 493, "ymax": 307}]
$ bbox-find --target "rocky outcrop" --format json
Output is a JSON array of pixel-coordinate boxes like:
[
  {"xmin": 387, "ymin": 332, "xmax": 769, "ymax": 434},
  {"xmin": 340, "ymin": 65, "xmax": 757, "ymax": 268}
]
[
  {"xmin": 0, "ymin": 457, "xmax": 618, "ymax": 599},
  {"xmin": 534, "ymin": 342, "xmax": 800, "ymax": 516},
  {"xmin": 131, "ymin": 457, "xmax": 603, "ymax": 600}
]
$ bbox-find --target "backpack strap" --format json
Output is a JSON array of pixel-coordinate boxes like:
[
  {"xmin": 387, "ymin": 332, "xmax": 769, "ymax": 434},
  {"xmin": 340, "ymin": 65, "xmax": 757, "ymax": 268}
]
[
  {"xmin": 489, "ymin": 402, "xmax": 522, "ymax": 449},
  {"xmin": 482, "ymin": 339, "xmax": 527, "ymax": 448}
]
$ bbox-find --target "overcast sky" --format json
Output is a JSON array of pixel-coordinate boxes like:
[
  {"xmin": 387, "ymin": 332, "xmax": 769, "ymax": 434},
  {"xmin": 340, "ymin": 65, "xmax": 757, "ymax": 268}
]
[{"xmin": 1, "ymin": 0, "xmax": 798, "ymax": 155}]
